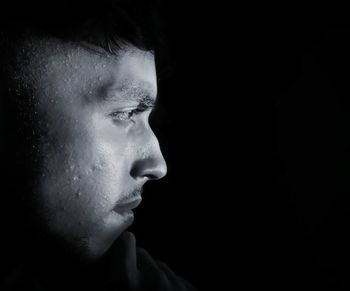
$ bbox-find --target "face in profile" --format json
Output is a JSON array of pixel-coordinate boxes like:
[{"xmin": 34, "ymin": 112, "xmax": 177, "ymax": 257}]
[{"xmin": 14, "ymin": 37, "xmax": 167, "ymax": 261}]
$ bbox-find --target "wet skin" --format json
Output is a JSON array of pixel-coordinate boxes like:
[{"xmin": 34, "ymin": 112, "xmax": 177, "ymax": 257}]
[{"xmin": 13, "ymin": 37, "xmax": 167, "ymax": 261}]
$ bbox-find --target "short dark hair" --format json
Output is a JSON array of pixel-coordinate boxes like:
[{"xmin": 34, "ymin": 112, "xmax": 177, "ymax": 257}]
[
  {"xmin": 0, "ymin": 0, "xmax": 166, "ymax": 110},
  {"xmin": 0, "ymin": 0, "xmax": 163, "ymax": 54}
]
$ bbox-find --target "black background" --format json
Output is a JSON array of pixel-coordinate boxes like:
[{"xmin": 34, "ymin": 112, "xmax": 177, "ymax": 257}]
[
  {"xmin": 130, "ymin": 4, "xmax": 350, "ymax": 290},
  {"xmin": 0, "ymin": 2, "xmax": 348, "ymax": 290}
]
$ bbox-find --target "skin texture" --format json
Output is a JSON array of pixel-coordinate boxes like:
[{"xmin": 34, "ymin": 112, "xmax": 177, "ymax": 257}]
[
  {"xmin": 3, "ymin": 36, "xmax": 198, "ymax": 291},
  {"xmin": 13, "ymin": 37, "xmax": 167, "ymax": 261}
]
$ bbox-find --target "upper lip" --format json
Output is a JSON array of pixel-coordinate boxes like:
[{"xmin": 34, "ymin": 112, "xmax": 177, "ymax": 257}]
[{"xmin": 114, "ymin": 197, "xmax": 142, "ymax": 212}]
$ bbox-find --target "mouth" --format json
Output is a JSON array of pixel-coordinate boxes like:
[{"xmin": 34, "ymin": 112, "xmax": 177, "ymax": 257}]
[{"xmin": 113, "ymin": 197, "xmax": 142, "ymax": 213}]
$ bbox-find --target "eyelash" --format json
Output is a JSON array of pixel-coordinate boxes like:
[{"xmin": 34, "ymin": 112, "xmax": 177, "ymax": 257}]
[{"xmin": 109, "ymin": 108, "xmax": 146, "ymax": 123}]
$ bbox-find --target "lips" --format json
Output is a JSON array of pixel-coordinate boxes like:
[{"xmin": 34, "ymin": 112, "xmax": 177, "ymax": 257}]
[{"xmin": 114, "ymin": 197, "xmax": 142, "ymax": 213}]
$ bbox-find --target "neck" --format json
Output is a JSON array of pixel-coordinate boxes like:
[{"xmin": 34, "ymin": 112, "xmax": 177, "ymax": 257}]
[
  {"xmin": 25, "ymin": 242, "xmax": 112, "ymax": 291},
  {"xmin": 4, "ymin": 225, "xmax": 113, "ymax": 290}
]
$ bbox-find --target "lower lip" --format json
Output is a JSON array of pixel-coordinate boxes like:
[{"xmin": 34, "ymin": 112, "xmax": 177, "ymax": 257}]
[
  {"xmin": 107, "ymin": 210, "xmax": 134, "ymax": 231},
  {"xmin": 124, "ymin": 210, "xmax": 134, "ymax": 218},
  {"xmin": 114, "ymin": 198, "xmax": 142, "ymax": 213},
  {"xmin": 113, "ymin": 209, "xmax": 134, "ymax": 221}
]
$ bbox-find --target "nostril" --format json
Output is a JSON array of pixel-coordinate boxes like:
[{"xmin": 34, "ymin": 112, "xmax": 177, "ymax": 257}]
[
  {"xmin": 146, "ymin": 169, "xmax": 166, "ymax": 181},
  {"xmin": 145, "ymin": 173, "xmax": 160, "ymax": 181},
  {"xmin": 130, "ymin": 158, "xmax": 167, "ymax": 181}
]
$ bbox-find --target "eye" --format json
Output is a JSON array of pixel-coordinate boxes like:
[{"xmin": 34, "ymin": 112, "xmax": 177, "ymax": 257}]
[{"xmin": 109, "ymin": 108, "xmax": 144, "ymax": 123}]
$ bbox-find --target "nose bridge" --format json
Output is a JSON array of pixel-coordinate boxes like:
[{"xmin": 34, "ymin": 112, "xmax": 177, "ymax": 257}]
[{"xmin": 130, "ymin": 124, "xmax": 167, "ymax": 181}]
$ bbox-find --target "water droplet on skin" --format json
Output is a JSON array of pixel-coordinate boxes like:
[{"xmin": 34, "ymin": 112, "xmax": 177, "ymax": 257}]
[
  {"xmin": 73, "ymin": 175, "xmax": 79, "ymax": 181},
  {"xmin": 91, "ymin": 164, "xmax": 103, "ymax": 172}
]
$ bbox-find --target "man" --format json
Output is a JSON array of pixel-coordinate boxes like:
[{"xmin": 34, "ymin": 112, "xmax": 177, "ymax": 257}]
[{"xmin": 0, "ymin": 0, "xmax": 196, "ymax": 290}]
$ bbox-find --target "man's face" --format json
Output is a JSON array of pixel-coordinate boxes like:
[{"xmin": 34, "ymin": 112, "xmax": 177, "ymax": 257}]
[{"xmin": 15, "ymin": 38, "xmax": 167, "ymax": 260}]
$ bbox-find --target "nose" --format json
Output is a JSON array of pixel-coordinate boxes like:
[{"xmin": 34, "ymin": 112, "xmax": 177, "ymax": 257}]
[{"xmin": 130, "ymin": 131, "xmax": 167, "ymax": 182}]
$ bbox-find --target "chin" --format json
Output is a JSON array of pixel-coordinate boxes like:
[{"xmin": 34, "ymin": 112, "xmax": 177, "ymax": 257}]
[
  {"xmin": 66, "ymin": 238, "xmax": 112, "ymax": 264},
  {"xmin": 71, "ymin": 228, "xmax": 128, "ymax": 264},
  {"xmin": 41, "ymin": 211, "xmax": 134, "ymax": 264}
]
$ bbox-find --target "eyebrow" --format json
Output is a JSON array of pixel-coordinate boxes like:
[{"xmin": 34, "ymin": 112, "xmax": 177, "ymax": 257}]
[
  {"xmin": 101, "ymin": 82, "xmax": 157, "ymax": 108},
  {"xmin": 134, "ymin": 94, "xmax": 157, "ymax": 109}
]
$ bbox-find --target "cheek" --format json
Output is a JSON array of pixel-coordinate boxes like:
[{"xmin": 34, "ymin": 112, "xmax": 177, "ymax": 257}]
[
  {"xmin": 74, "ymin": 142, "xmax": 125, "ymax": 213},
  {"xmin": 86, "ymin": 117, "xmax": 134, "ymax": 198},
  {"xmin": 33, "ymin": 116, "xmax": 130, "ymax": 230}
]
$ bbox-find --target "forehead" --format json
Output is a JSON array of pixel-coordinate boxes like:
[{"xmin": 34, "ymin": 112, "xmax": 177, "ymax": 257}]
[{"xmin": 16, "ymin": 37, "xmax": 157, "ymax": 102}]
